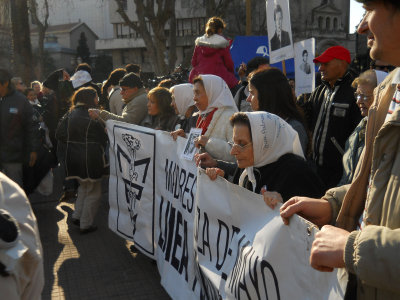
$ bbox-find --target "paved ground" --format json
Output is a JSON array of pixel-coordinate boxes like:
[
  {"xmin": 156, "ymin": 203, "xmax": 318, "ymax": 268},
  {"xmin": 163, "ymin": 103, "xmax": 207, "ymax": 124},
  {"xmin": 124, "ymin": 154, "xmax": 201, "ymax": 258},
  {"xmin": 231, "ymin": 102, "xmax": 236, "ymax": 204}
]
[{"xmin": 29, "ymin": 167, "xmax": 171, "ymax": 300}]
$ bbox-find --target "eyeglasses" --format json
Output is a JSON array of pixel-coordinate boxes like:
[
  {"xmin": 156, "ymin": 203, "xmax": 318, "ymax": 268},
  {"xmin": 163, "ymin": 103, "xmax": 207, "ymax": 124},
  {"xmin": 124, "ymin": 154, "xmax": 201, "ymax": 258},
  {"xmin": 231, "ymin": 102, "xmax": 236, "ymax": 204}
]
[
  {"xmin": 228, "ymin": 141, "xmax": 252, "ymax": 151},
  {"xmin": 354, "ymin": 92, "xmax": 372, "ymax": 102}
]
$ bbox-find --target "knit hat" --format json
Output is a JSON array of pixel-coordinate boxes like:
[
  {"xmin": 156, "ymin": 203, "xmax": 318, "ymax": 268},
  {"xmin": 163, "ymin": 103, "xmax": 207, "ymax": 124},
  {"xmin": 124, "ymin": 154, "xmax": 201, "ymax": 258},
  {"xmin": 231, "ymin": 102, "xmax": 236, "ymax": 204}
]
[
  {"xmin": 313, "ymin": 46, "xmax": 351, "ymax": 64},
  {"xmin": 119, "ymin": 72, "xmax": 143, "ymax": 88}
]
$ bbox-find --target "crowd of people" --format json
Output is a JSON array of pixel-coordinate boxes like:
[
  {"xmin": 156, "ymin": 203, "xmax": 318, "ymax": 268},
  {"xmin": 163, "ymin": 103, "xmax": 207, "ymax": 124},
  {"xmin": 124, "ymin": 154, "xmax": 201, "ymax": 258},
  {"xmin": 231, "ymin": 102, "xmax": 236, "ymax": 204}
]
[{"xmin": 1, "ymin": 1, "xmax": 400, "ymax": 298}]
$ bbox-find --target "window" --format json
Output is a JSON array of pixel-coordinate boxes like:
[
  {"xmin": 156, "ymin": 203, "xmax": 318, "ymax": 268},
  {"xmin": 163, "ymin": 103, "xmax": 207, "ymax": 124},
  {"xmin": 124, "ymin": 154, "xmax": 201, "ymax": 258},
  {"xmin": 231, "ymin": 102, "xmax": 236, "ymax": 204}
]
[
  {"xmin": 176, "ymin": 18, "xmax": 206, "ymax": 37},
  {"xmin": 318, "ymin": 16, "xmax": 323, "ymax": 29},
  {"xmin": 333, "ymin": 18, "xmax": 338, "ymax": 30},
  {"xmin": 326, "ymin": 17, "xmax": 331, "ymax": 30},
  {"xmin": 120, "ymin": 0, "xmax": 127, "ymax": 10}
]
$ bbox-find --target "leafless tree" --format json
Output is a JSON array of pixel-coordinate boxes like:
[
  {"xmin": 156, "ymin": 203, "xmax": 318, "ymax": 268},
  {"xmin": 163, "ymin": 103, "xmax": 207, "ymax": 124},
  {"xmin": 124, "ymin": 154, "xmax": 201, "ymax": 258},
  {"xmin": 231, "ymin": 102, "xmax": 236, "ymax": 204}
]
[
  {"xmin": 114, "ymin": 0, "xmax": 176, "ymax": 75},
  {"xmin": 28, "ymin": 0, "xmax": 49, "ymax": 79}
]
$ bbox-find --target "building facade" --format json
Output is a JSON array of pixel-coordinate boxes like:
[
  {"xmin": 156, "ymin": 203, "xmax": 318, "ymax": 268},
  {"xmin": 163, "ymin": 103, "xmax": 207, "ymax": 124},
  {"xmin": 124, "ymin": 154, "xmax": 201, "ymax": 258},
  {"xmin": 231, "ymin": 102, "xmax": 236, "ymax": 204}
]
[{"xmin": 96, "ymin": 0, "xmax": 358, "ymax": 73}]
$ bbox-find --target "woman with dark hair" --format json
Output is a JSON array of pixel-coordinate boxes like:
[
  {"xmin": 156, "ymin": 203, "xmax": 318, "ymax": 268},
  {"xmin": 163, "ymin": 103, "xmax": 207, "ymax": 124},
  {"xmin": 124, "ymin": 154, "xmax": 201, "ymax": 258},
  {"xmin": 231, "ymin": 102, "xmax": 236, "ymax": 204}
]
[
  {"xmin": 247, "ymin": 67, "xmax": 309, "ymax": 154},
  {"xmin": 56, "ymin": 87, "xmax": 108, "ymax": 234},
  {"xmin": 140, "ymin": 87, "xmax": 180, "ymax": 131},
  {"xmin": 188, "ymin": 16, "xmax": 238, "ymax": 90},
  {"xmin": 205, "ymin": 111, "xmax": 324, "ymax": 206},
  {"xmin": 102, "ymin": 68, "xmax": 127, "ymax": 115}
]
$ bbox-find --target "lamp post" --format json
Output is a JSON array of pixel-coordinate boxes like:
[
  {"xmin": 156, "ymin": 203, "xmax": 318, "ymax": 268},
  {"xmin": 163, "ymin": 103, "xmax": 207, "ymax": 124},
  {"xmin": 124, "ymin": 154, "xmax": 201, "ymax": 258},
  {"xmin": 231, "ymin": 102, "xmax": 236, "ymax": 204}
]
[{"xmin": 246, "ymin": 0, "xmax": 251, "ymax": 36}]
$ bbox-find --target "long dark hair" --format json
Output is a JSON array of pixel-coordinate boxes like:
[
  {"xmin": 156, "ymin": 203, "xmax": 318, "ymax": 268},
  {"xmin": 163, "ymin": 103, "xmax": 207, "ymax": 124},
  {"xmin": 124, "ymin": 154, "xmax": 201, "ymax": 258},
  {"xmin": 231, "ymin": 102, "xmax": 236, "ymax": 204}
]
[
  {"xmin": 249, "ymin": 68, "xmax": 305, "ymax": 123},
  {"xmin": 70, "ymin": 87, "xmax": 98, "ymax": 110},
  {"xmin": 101, "ymin": 68, "xmax": 127, "ymax": 97}
]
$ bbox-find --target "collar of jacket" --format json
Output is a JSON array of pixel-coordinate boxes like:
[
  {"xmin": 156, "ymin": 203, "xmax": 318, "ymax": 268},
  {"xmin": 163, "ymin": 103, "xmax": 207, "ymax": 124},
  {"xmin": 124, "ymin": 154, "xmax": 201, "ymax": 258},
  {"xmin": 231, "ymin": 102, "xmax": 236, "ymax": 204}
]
[
  {"xmin": 123, "ymin": 87, "xmax": 146, "ymax": 104},
  {"xmin": 321, "ymin": 71, "xmax": 353, "ymax": 90},
  {"xmin": 195, "ymin": 34, "xmax": 229, "ymax": 48}
]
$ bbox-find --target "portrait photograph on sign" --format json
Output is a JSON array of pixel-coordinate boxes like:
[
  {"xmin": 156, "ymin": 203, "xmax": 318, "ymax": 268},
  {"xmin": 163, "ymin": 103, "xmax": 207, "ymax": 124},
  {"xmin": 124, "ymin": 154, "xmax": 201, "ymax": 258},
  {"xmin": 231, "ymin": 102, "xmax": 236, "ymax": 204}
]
[
  {"xmin": 181, "ymin": 128, "xmax": 202, "ymax": 161},
  {"xmin": 294, "ymin": 38, "xmax": 315, "ymax": 96},
  {"xmin": 266, "ymin": 0, "xmax": 294, "ymax": 64}
]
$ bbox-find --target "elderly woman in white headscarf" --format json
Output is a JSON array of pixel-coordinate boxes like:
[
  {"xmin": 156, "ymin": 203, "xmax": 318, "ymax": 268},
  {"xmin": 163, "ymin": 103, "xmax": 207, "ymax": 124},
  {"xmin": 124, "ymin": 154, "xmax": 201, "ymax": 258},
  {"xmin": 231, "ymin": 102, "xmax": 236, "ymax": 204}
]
[
  {"xmin": 171, "ymin": 74, "xmax": 238, "ymax": 161},
  {"xmin": 170, "ymin": 83, "xmax": 197, "ymax": 132},
  {"xmin": 206, "ymin": 111, "xmax": 324, "ymax": 207}
]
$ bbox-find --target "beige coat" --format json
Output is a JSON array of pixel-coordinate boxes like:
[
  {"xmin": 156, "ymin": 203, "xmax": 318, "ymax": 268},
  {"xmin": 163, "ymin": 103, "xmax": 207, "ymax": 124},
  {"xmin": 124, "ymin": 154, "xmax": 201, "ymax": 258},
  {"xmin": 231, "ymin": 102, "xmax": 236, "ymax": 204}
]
[
  {"xmin": 203, "ymin": 106, "xmax": 236, "ymax": 162},
  {"xmin": 99, "ymin": 88, "xmax": 148, "ymax": 125},
  {"xmin": 0, "ymin": 172, "xmax": 44, "ymax": 300},
  {"xmin": 323, "ymin": 69, "xmax": 400, "ymax": 299}
]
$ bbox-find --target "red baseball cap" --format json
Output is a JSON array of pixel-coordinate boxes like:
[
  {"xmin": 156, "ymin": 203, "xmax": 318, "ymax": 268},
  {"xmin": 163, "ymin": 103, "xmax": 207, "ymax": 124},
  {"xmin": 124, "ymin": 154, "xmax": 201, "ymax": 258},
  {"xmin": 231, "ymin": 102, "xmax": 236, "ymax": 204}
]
[{"xmin": 313, "ymin": 46, "xmax": 351, "ymax": 64}]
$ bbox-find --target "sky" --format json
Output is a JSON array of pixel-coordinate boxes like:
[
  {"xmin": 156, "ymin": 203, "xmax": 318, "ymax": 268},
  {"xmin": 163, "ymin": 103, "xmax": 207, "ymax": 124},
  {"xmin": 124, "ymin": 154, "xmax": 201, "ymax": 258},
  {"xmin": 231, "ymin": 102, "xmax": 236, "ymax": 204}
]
[{"xmin": 350, "ymin": 1, "xmax": 365, "ymax": 33}]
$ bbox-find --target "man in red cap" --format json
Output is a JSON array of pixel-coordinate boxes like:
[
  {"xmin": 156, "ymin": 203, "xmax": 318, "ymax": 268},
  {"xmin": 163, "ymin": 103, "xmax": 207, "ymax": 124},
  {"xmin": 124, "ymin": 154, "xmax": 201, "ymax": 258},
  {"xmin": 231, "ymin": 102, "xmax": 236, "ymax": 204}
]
[
  {"xmin": 280, "ymin": 0, "xmax": 400, "ymax": 298},
  {"xmin": 304, "ymin": 45, "xmax": 361, "ymax": 189}
]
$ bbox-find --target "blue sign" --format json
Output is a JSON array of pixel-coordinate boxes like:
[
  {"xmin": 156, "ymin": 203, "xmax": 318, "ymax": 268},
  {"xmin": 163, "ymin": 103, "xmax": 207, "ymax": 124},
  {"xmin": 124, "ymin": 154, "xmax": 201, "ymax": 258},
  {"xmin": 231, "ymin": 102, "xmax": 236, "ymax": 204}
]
[{"xmin": 230, "ymin": 36, "xmax": 295, "ymax": 79}]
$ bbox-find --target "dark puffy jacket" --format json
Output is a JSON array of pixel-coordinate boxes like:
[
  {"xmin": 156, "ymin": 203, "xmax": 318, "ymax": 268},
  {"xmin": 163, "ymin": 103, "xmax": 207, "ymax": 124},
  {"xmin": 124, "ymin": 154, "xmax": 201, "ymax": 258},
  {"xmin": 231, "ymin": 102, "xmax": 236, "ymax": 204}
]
[
  {"xmin": 56, "ymin": 106, "xmax": 108, "ymax": 180},
  {"xmin": 0, "ymin": 89, "xmax": 40, "ymax": 164}
]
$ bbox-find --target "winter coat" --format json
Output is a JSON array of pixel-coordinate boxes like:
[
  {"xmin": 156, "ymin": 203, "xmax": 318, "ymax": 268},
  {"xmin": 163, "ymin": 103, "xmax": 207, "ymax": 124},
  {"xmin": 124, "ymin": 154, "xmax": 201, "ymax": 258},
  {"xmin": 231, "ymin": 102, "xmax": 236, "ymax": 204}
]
[
  {"xmin": 189, "ymin": 34, "xmax": 238, "ymax": 89},
  {"xmin": 140, "ymin": 112, "xmax": 180, "ymax": 132},
  {"xmin": 56, "ymin": 106, "xmax": 108, "ymax": 181},
  {"xmin": 234, "ymin": 153, "xmax": 324, "ymax": 201},
  {"xmin": 202, "ymin": 106, "xmax": 236, "ymax": 162},
  {"xmin": 337, "ymin": 117, "xmax": 367, "ymax": 186},
  {"xmin": 99, "ymin": 88, "xmax": 148, "ymax": 125},
  {"xmin": 0, "ymin": 172, "xmax": 44, "ymax": 300},
  {"xmin": 0, "ymin": 89, "xmax": 40, "ymax": 164},
  {"xmin": 108, "ymin": 86, "xmax": 124, "ymax": 115},
  {"xmin": 305, "ymin": 72, "xmax": 362, "ymax": 188},
  {"xmin": 323, "ymin": 69, "xmax": 400, "ymax": 299}
]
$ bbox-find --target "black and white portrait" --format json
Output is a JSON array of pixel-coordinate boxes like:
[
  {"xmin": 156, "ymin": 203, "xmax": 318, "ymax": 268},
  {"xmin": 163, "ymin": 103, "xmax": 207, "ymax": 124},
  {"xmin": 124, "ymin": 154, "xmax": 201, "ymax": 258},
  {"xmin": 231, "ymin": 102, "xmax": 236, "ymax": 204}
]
[{"xmin": 267, "ymin": 0, "xmax": 294, "ymax": 64}]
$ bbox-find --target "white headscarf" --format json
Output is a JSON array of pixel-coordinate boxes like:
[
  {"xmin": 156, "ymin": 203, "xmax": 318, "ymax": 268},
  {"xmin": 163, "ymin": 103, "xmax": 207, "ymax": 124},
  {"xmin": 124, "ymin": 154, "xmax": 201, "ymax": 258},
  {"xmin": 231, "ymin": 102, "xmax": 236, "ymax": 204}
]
[
  {"xmin": 374, "ymin": 70, "xmax": 388, "ymax": 86},
  {"xmin": 170, "ymin": 83, "xmax": 194, "ymax": 115},
  {"xmin": 70, "ymin": 70, "xmax": 92, "ymax": 89},
  {"xmin": 239, "ymin": 111, "xmax": 305, "ymax": 192},
  {"xmin": 198, "ymin": 74, "xmax": 238, "ymax": 114}
]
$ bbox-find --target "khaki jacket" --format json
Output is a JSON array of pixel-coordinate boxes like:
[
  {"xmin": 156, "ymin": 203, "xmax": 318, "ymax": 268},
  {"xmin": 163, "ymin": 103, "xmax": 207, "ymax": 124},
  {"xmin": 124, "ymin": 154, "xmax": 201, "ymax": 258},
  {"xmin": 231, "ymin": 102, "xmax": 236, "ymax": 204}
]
[
  {"xmin": 99, "ymin": 88, "xmax": 148, "ymax": 125},
  {"xmin": 323, "ymin": 69, "xmax": 400, "ymax": 299}
]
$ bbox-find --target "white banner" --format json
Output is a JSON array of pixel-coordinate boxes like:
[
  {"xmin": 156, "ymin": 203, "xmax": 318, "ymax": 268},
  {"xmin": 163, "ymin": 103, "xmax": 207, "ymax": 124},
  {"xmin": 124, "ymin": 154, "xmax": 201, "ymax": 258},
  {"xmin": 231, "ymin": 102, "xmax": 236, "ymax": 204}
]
[
  {"xmin": 194, "ymin": 169, "xmax": 347, "ymax": 299},
  {"xmin": 107, "ymin": 120, "xmax": 346, "ymax": 299},
  {"xmin": 295, "ymin": 38, "xmax": 316, "ymax": 96}
]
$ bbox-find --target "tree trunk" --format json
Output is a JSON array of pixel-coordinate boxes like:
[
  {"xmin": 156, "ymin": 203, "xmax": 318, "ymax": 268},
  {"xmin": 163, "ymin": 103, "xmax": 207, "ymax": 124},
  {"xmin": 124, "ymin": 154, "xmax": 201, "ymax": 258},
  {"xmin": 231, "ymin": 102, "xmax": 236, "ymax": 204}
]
[
  {"xmin": 28, "ymin": 0, "xmax": 49, "ymax": 80},
  {"xmin": 10, "ymin": 0, "xmax": 34, "ymax": 83},
  {"xmin": 168, "ymin": 15, "xmax": 177, "ymax": 71}
]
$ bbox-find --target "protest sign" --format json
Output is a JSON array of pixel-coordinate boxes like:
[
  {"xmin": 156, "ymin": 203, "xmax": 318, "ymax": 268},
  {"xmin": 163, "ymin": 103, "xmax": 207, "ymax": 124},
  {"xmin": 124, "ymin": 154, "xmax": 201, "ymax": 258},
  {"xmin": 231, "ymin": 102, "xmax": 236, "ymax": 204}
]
[
  {"xmin": 267, "ymin": 0, "xmax": 294, "ymax": 64},
  {"xmin": 295, "ymin": 38, "xmax": 316, "ymax": 96}
]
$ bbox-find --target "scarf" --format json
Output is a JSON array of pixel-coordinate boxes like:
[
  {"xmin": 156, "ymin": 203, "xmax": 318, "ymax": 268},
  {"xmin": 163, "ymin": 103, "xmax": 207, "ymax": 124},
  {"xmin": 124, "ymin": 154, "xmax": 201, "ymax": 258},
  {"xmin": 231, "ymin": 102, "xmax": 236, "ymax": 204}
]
[
  {"xmin": 170, "ymin": 83, "xmax": 194, "ymax": 115},
  {"xmin": 196, "ymin": 74, "xmax": 238, "ymax": 115},
  {"xmin": 239, "ymin": 111, "xmax": 304, "ymax": 192}
]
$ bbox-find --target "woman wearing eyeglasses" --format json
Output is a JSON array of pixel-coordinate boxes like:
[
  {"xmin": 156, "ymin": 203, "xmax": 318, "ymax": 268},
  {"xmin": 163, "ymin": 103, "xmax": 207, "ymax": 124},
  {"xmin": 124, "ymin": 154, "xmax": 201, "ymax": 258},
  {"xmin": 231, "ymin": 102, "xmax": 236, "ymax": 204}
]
[
  {"xmin": 205, "ymin": 111, "xmax": 324, "ymax": 208},
  {"xmin": 338, "ymin": 69, "xmax": 388, "ymax": 186}
]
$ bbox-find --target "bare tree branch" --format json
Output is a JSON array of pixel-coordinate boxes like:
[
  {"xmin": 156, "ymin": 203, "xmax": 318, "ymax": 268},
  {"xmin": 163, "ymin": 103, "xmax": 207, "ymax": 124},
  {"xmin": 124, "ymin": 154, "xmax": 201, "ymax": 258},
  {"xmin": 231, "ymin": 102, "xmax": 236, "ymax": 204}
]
[{"xmin": 114, "ymin": 0, "xmax": 176, "ymax": 75}]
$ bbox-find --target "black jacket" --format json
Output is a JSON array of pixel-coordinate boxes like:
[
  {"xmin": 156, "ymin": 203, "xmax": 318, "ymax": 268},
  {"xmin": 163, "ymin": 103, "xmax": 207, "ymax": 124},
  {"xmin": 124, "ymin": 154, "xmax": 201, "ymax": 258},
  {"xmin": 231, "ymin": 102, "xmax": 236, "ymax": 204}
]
[
  {"xmin": 56, "ymin": 106, "xmax": 108, "ymax": 180},
  {"xmin": 0, "ymin": 89, "xmax": 40, "ymax": 164},
  {"xmin": 270, "ymin": 30, "xmax": 291, "ymax": 51},
  {"xmin": 233, "ymin": 153, "xmax": 325, "ymax": 202},
  {"xmin": 305, "ymin": 72, "xmax": 361, "ymax": 188}
]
